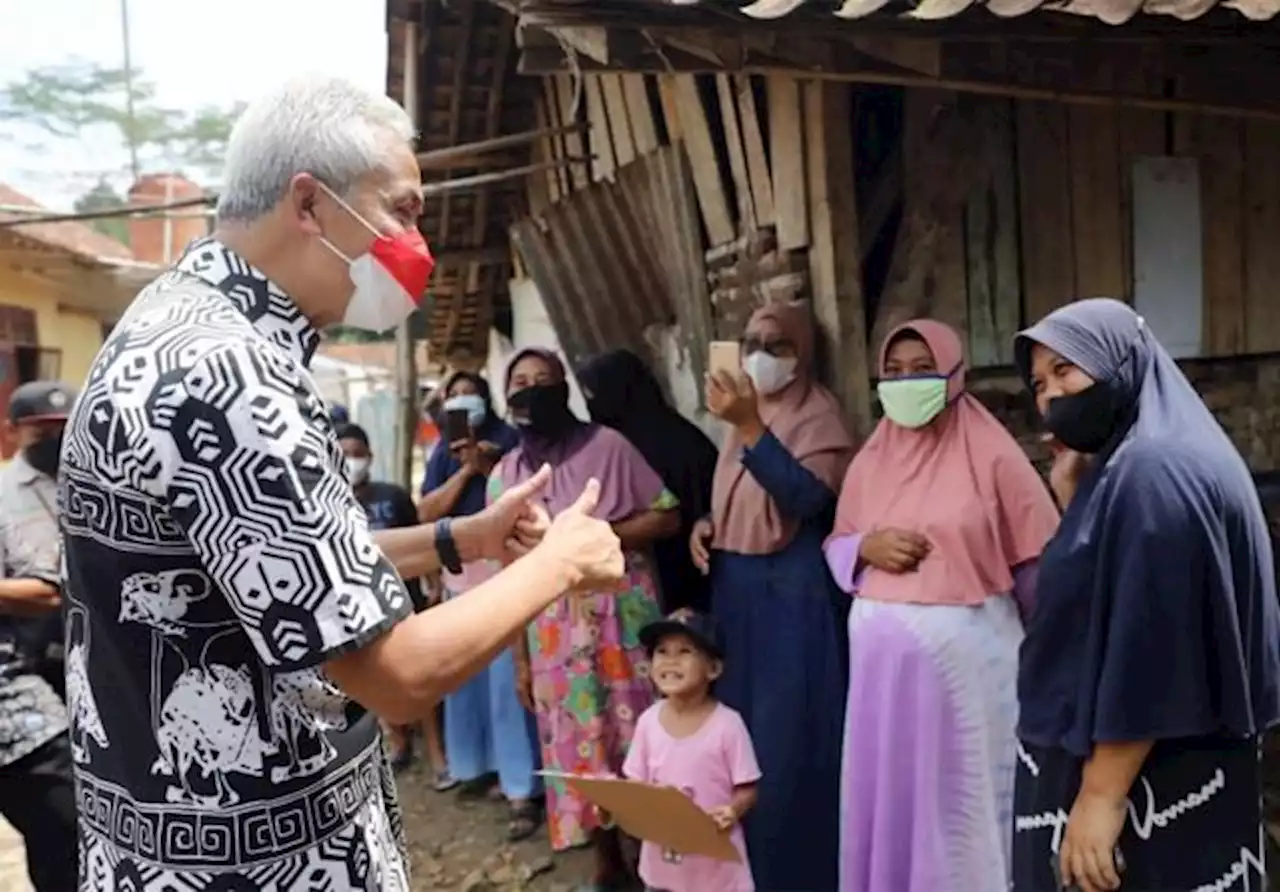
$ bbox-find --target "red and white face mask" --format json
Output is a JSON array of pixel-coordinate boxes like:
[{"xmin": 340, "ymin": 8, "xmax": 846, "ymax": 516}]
[{"xmin": 315, "ymin": 182, "xmax": 435, "ymax": 333}]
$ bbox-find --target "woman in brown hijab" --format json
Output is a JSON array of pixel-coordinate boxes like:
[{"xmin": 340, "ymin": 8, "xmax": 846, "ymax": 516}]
[{"xmin": 690, "ymin": 301, "xmax": 856, "ymax": 891}]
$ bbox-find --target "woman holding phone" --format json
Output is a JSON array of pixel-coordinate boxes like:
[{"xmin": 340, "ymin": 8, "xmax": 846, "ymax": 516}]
[
  {"xmin": 419, "ymin": 370, "xmax": 543, "ymax": 841},
  {"xmin": 1012, "ymin": 298, "xmax": 1280, "ymax": 892},
  {"xmin": 693, "ymin": 301, "xmax": 856, "ymax": 891}
]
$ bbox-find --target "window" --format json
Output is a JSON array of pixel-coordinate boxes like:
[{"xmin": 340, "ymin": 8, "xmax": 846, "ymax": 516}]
[{"xmin": 0, "ymin": 304, "xmax": 61, "ymax": 460}]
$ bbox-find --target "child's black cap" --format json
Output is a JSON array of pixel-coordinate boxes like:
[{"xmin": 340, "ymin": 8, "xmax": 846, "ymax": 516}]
[{"xmin": 639, "ymin": 608, "xmax": 724, "ymax": 659}]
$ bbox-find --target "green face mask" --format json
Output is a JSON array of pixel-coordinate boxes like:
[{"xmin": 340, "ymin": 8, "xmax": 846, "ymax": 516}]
[{"xmin": 877, "ymin": 376, "xmax": 948, "ymax": 429}]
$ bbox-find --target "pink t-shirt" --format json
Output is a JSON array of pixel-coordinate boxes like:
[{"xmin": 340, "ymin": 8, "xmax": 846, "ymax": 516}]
[{"xmin": 622, "ymin": 701, "xmax": 761, "ymax": 892}]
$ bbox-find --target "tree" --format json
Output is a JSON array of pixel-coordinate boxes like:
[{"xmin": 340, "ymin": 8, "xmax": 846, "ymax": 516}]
[
  {"xmin": 0, "ymin": 59, "xmax": 242, "ymax": 184},
  {"xmin": 73, "ymin": 180, "xmax": 131, "ymax": 243}
]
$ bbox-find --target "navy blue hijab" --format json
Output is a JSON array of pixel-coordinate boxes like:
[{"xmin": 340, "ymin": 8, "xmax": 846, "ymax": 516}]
[{"xmin": 1015, "ymin": 298, "xmax": 1280, "ymax": 757}]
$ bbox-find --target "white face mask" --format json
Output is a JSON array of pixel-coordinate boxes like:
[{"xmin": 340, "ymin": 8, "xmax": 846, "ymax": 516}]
[
  {"xmin": 345, "ymin": 456, "xmax": 370, "ymax": 485},
  {"xmin": 743, "ymin": 351, "xmax": 798, "ymax": 396},
  {"xmin": 443, "ymin": 393, "xmax": 486, "ymax": 429},
  {"xmin": 314, "ymin": 182, "xmax": 434, "ymax": 334}
]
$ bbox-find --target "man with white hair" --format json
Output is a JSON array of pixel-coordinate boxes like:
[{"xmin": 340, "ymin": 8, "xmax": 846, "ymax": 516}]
[{"xmin": 58, "ymin": 76, "xmax": 623, "ymax": 890}]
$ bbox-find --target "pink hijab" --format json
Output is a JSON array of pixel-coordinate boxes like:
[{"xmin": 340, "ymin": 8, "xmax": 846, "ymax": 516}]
[
  {"xmin": 711, "ymin": 302, "xmax": 855, "ymax": 555},
  {"xmin": 831, "ymin": 319, "xmax": 1058, "ymax": 606}
]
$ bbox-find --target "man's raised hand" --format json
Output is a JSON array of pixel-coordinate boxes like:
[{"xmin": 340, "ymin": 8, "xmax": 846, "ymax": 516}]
[{"xmin": 538, "ymin": 479, "xmax": 625, "ymax": 592}]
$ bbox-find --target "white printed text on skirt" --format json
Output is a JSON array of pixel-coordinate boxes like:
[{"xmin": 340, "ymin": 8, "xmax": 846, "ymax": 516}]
[{"xmin": 1012, "ymin": 735, "xmax": 1265, "ymax": 891}]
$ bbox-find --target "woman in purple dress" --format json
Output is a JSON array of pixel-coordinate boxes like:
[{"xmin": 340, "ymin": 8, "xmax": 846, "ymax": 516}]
[{"xmin": 489, "ymin": 348, "xmax": 680, "ymax": 891}]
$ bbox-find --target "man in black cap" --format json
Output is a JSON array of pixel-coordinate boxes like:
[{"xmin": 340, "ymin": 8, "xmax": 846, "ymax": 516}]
[{"xmin": 0, "ymin": 379, "xmax": 77, "ymax": 891}]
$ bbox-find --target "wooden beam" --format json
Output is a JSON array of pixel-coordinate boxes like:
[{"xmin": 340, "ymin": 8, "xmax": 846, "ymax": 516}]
[
  {"xmin": 415, "ymin": 123, "xmax": 587, "ymax": 168},
  {"xmin": 804, "ymin": 80, "xmax": 873, "ymax": 436},
  {"xmin": 585, "ymin": 76, "xmax": 617, "ymax": 180},
  {"xmin": 715, "ymin": 74, "xmax": 755, "ymax": 227},
  {"xmin": 515, "ymin": 6, "xmax": 1276, "ymax": 41},
  {"xmin": 657, "ymin": 75, "xmax": 683, "ymax": 142},
  {"xmin": 532, "ymin": 96, "xmax": 559, "ymax": 208},
  {"xmin": 423, "ymin": 159, "xmax": 591, "ymax": 196},
  {"xmin": 670, "ymin": 75, "xmax": 735, "ymax": 246},
  {"xmin": 554, "ymin": 75, "xmax": 590, "ymax": 190},
  {"xmin": 397, "ymin": 16, "xmax": 423, "ymax": 489},
  {"xmin": 436, "ymin": 0, "xmax": 476, "ymax": 247},
  {"xmin": 850, "ymin": 36, "xmax": 942, "ymax": 76},
  {"xmin": 463, "ymin": 13, "xmax": 516, "ymax": 296},
  {"xmin": 768, "ymin": 75, "xmax": 808, "ymax": 251},
  {"xmin": 601, "ymin": 75, "xmax": 637, "ymax": 167},
  {"xmin": 735, "ymin": 75, "xmax": 775, "ymax": 228},
  {"xmin": 519, "ymin": 46, "xmax": 1280, "ymax": 121},
  {"xmin": 622, "ymin": 74, "xmax": 659, "ymax": 155}
]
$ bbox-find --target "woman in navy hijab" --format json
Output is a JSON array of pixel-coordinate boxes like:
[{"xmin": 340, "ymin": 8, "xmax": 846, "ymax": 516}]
[{"xmin": 1012, "ymin": 298, "xmax": 1280, "ymax": 892}]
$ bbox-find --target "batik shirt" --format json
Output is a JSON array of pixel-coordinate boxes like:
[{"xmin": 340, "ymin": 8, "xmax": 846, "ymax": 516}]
[
  {"xmin": 0, "ymin": 453, "xmax": 67, "ymax": 767},
  {"xmin": 59, "ymin": 238, "xmax": 415, "ymax": 891}
]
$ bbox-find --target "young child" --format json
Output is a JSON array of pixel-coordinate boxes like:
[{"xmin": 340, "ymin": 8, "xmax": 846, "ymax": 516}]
[{"xmin": 622, "ymin": 608, "xmax": 760, "ymax": 892}]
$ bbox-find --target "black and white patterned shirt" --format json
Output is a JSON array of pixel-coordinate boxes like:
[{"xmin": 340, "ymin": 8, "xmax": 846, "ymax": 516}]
[{"xmin": 59, "ymin": 238, "xmax": 415, "ymax": 890}]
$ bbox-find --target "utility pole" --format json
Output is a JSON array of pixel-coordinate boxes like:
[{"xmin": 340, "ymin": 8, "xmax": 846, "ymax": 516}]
[
  {"xmin": 394, "ymin": 21, "xmax": 420, "ymax": 489},
  {"xmin": 120, "ymin": 0, "xmax": 140, "ymax": 181}
]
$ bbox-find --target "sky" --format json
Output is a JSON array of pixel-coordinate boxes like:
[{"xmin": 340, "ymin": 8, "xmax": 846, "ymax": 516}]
[{"xmin": 0, "ymin": 0, "xmax": 390, "ymax": 209}]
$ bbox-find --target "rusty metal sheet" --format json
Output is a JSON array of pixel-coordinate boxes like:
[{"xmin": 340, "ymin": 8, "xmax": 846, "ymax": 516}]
[
  {"xmin": 664, "ymin": 0, "xmax": 1279, "ymax": 20},
  {"xmin": 510, "ymin": 145, "xmax": 711, "ymax": 378}
]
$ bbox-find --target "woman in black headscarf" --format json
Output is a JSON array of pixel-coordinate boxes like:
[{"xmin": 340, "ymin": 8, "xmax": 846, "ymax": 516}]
[
  {"xmin": 1011, "ymin": 298, "xmax": 1280, "ymax": 892},
  {"xmin": 577, "ymin": 349, "xmax": 718, "ymax": 614}
]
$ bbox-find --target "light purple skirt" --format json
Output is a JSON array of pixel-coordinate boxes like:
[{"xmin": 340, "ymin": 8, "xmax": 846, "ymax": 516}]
[{"xmin": 840, "ymin": 595, "xmax": 1021, "ymax": 892}]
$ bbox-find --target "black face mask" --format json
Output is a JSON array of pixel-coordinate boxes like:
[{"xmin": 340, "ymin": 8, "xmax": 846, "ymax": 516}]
[
  {"xmin": 24, "ymin": 433, "xmax": 63, "ymax": 478},
  {"xmin": 1043, "ymin": 382, "xmax": 1125, "ymax": 454},
  {"xmin": 509, "ymin": 382, "xmax": 576, "ymax": 438}
]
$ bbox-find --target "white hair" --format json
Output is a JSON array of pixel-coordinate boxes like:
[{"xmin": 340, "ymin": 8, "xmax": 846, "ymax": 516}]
[{"xmin": 216, "ymin": 75, "xmax": 416, "ymax": 223}]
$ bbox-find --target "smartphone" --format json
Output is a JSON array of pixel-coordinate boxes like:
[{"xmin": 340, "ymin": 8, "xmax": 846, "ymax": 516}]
[
  {"xmin": 708, "ymin": 340, "xmax": 741, "ymax": 378},
  {"xmin": 1049, "ymin": 847, "xmax": 1124, "ymax": 890},
  {"xmin": 443, "ymin": 408, "xmax": 472, "ymax": 445}
]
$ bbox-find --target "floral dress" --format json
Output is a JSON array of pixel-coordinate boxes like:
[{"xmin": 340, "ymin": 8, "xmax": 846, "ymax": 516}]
[{"xmin": 489, "ymin": 475, "xmax": 672, "ymax": 849}]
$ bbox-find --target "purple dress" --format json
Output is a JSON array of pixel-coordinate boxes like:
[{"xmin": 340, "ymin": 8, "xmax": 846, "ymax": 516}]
[{"xmin": 826, "ymin": 534, "xmax": 1036, "ymax": 892}]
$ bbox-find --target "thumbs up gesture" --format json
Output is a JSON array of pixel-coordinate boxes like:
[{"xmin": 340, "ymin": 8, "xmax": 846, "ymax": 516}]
[{"xmin": 540, "ymin": 478, "xmax": 626, "ymax": 592}]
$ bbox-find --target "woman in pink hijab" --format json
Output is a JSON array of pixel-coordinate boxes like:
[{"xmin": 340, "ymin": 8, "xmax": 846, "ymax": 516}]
[
  {"xmin": 693, "ymin": 301, "xmax": 856, "ymax": 891},
  {"xmin": 823, "ymin": 320, "xmax": 1059, "ymax": 892}
]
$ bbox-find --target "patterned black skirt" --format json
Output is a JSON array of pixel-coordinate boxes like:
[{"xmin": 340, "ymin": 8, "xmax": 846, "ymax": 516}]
[{"xmin": 1012, "ymin": 736, "xmax": 1266, "ymax": 891}]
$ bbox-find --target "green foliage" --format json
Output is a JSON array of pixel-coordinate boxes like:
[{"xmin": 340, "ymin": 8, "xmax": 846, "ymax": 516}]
[
  {"xmin": 0, "ymin": 59, "xmax": 242, "ymax": 179},
  {"xmin": 73, "ymin": 179, "xmax": 131, "ymax": 244},
  {"xmin": 326, "ymin": 326, "xmax": 395, "ymax": 344}
]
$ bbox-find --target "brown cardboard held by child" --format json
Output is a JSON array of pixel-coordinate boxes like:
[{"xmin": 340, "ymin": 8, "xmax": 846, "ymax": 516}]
[{"xmin": 536, "ymin": 770, "xmax": 741, "ymax": 863}]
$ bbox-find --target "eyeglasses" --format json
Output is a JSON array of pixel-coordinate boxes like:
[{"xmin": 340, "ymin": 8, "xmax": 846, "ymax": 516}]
[{"xmin": 741, "ymin": 337, "xmax": 795, "ymax": 356}]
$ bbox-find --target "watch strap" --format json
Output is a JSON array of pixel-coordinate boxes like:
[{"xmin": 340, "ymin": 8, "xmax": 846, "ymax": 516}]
[{"xmin": 435, "ymin": 517, "xmax": 464, "ymax": 574}]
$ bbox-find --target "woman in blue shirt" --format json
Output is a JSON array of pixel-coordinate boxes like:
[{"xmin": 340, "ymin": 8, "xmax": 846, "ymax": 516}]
[{"xmin": 419, "ymin": 371, "xmax": 542, "ymax": 841}]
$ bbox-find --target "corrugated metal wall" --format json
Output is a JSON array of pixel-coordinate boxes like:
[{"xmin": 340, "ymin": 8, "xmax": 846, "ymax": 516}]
[{"xmin": 510, "ymin": 144, "xmax": 713, "ymax": 382}]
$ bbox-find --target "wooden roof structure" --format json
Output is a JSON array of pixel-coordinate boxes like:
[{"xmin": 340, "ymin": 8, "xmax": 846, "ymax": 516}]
[
  {"xmin": 656, "ymin": 0, "xmax": 1278, "ymax": 23},
  {"xmin": 515, "ymin": 0, "xmax": 1280, "ymax": 23},
  {"xmin": 386, "ymin": 0, "xmax": 536, "ymax": 365}
]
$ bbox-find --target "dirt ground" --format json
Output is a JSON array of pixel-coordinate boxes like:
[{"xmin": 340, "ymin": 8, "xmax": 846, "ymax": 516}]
[{"xmin": 0, "ymin": 760, "xmax": 595, "ymax": 892}]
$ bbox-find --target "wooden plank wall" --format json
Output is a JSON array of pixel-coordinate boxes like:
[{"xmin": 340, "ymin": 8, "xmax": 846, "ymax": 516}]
[
  {"xmin": 1013, "ymin": 96, "xmax": 1280, "ymax": 357},
  {"xmin": 525, "ymin": 71, "xmax": 875, "ymax": 431},
  {"xmin": 885, "ymin": 86, "xmax": 1280, "ymax": 363}
]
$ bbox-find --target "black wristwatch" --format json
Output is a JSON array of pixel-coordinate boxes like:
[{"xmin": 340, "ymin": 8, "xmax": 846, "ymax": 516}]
[{"xmin": 435, "ymin": 517, "xmax": 464, "ymax": 574}]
